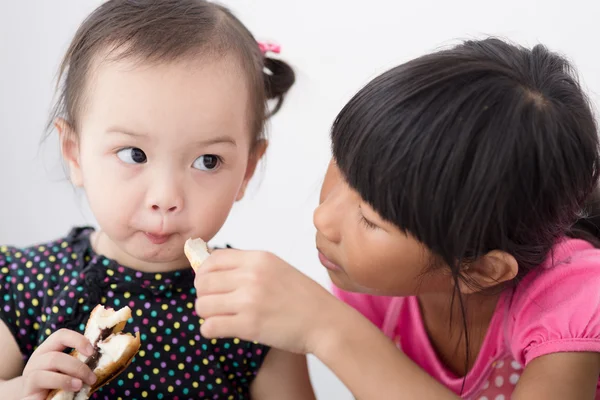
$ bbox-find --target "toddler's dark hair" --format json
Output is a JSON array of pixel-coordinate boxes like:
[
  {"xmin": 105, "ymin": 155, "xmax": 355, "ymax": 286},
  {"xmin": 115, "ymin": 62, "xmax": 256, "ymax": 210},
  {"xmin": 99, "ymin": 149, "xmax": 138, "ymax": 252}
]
[{"xmin": 48, "ymin": 0, "xmax": 295, "ymax": 144}]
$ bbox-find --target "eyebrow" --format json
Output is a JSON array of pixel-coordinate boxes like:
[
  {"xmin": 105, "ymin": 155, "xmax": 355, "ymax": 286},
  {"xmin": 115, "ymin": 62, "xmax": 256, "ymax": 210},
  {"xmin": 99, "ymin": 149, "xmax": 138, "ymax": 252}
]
[
  {"xmin": 106, "ymin": 128, "xmax": 237, "ymax": 146},
  {"xmin": 196, "ymin": 136, "xmax": 237, "ymax": 147},
  {"xmin": 106, "ymin": 127, "xmax": 146, "ymax": 138}
]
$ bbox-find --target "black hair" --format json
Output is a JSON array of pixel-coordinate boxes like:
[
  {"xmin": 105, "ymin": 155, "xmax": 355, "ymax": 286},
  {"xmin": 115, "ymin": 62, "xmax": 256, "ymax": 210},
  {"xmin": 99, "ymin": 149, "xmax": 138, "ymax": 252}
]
[
  {"xmin": 47, "ymin": 0, "xmax": 295, "ymax": 142},
  {"xmin": 331, "ymin": 37, "xmax": 600, "ymax": 386}
]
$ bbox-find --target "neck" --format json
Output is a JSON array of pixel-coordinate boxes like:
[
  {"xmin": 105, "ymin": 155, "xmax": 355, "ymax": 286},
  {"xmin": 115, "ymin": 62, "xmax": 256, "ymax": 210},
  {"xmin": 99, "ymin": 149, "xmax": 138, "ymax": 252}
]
[
  {"xmin": 90, "ymin": 231, "xmax": 190, "ymax": 273},
  {"xmin": 418, "ymin": 289, "xmax": 502, "ymax": 376}
]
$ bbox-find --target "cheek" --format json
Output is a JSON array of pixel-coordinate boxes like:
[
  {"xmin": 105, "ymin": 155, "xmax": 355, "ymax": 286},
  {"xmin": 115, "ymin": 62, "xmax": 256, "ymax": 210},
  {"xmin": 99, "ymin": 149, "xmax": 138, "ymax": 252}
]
[
  {"xmin": 186, "ymin": 169, "xmax": 247, "ymax": 238},
  {"xmin": 342, "ymin": 231, "xmax": 430, "ymax": 295},
  {"xmin": 78, "ymin": 149, "xmax": 140, "ymax": 225},
  {"xmin": 189, "ymin": 202, "xmax": 231, "ymax": 241},
  {"xmin": 346, "ymin": 251, "xmax": 412, "ymax": 294}
]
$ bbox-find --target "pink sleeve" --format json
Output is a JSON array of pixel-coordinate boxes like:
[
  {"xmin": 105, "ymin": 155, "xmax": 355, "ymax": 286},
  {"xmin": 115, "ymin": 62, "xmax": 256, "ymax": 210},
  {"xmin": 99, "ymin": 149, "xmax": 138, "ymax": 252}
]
[
  {"xmin": 508, "ymin": 242, "xmax": 600, "ymax": 366},
  {"xmin": 331, "ymin": 284, "xmax": 391, "ymax": 329}
]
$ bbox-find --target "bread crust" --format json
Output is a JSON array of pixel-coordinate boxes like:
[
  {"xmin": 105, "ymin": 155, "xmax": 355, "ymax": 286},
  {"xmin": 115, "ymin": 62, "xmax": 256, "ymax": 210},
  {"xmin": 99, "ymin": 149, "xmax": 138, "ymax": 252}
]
[
  {"xmin": 45, "ymin": 306, "xmax": 140, "ymax": 400},
  {"xmin": 184, "ymin": 237, "xmax": 210, "ymax": 272},
  {"xmin": 90, "ymin": 331, "xmax": 141, "ymax": 393}
]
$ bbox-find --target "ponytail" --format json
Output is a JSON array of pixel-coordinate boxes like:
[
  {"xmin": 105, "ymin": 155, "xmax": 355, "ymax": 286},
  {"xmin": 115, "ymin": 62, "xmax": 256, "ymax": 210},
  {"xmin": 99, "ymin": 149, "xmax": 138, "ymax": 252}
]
[{"xmin": 263, "ymin": 56, "xmax": 295, "ymax": 116}]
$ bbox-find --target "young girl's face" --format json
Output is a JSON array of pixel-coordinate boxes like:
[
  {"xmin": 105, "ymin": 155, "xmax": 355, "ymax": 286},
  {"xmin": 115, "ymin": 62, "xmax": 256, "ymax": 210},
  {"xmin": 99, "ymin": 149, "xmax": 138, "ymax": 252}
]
[
  {"xmin": 314, "ymin": 160, "xmax": 451, "ymax": 296},
  {"xmin": 60, "ymin": 53, "xmax": 262, "ymax": 270}
]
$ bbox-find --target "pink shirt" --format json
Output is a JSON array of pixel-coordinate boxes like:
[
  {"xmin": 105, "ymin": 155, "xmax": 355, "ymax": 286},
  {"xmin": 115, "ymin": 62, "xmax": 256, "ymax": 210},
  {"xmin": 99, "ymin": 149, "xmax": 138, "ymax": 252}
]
[{"xmin": 333, "ymin": 238, "xmax": 600, "ymax": 399}]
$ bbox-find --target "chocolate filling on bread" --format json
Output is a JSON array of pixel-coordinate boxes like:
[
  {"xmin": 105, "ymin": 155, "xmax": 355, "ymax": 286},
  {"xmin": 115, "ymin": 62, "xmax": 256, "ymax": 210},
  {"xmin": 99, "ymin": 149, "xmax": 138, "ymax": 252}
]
[
  {"xmin": 46, "ymin": 305, "xmax": 141, "ymax": 400},
  {"xmin": 84, "ymin": 327, "xmax": 114, "ymax": 371}
]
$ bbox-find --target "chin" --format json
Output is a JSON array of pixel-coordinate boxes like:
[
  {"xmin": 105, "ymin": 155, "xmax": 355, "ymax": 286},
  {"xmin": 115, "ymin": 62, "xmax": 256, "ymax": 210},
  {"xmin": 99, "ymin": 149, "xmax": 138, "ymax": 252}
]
[
  {"xmin": 328, "ymin": 271, "xmax": 388, "ymax": 295},
  {"xmin": 327, "ymin": 271, "xmax": 356, "ymax": 292},
  {"xmin": 129, "ymin": 244, "xmax": 184, "ymax": 264},
  {"xmin": 143, "ymin": 251, "xmax": 184, "ymax": 264}
]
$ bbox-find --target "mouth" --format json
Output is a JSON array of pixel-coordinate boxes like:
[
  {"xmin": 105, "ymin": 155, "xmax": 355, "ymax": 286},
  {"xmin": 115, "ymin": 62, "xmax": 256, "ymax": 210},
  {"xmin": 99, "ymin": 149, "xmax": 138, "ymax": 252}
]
[
  {"xmin": 144, "ymin": 232, "xmax": 173, "ymax": 245},
  {"xmin": 317, "ymin": 249, "xmax": 343, "ymax": 272}
]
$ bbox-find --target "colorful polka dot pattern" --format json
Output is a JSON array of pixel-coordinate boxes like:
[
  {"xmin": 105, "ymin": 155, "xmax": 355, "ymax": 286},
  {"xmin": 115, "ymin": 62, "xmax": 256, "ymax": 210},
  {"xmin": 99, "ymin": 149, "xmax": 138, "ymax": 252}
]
[
  {"xmin": 469, "ymin": 354, "xmax": 522, "ymax": 400},
  {"xmin": 0, "ymin": 227, "xmax": 268, "ymax": 399}
]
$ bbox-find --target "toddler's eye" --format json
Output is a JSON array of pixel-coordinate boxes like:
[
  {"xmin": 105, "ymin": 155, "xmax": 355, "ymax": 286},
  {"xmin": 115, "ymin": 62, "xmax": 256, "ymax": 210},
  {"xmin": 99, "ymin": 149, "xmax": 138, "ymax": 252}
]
[
  {"xmin": 117, "ymin": 147, "xmax": 147, "ymax": 164},
  {"xmin": 192, "ymin": 155, "xmax": 221, "ymax": 171}
]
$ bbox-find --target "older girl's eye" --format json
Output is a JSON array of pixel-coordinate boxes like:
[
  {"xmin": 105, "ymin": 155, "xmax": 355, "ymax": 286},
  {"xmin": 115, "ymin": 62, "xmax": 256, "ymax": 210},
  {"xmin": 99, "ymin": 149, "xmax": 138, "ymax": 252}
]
[
  {"xmin": 117, "ymin": 147, "xmax": 147, "ymax": 164},
  {"xmin": 359, "ymin": 215, "xmax": 379, "ymax": 230},
  {"xmin": 192, "ymin": 155, "xmax": 222, "ymax": 171},
  {"xmin": 358, "ymin": 206, "xmax": 380, "ymax": 230}
]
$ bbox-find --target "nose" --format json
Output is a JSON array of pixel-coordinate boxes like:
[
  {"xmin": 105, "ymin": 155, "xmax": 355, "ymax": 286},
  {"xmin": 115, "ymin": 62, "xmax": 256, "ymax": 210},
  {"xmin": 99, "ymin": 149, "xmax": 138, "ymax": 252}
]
[
  {"xmin": 152, "ymin": 203, "xmax": 179, "ymax": 213},
  {"xmin": 313, "ymin": 188, "xmax": 346, "ymax": 244},
  {"xmin": 313, "ymin": 163, "xmax": 348, "ymax": 244},
  {"xmin": 148, "ymin": 175, "xmax": 184, "ymax": 215}
]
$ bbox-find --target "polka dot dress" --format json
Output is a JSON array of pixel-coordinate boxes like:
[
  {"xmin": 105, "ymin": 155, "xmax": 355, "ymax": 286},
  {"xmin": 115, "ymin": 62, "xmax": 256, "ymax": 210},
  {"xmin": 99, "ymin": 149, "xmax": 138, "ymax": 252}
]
[
  {"xmin": 0, "ymin": 227, "xmax": 268, "ymax": 399},
  {"xmin": 468, "ymin": 354, "xmax": 522, "ymax": 400}
]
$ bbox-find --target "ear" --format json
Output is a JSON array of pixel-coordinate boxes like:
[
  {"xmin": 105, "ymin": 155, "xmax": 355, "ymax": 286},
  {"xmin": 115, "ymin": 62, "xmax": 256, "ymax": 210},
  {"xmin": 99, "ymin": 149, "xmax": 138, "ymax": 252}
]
[
  {"xmin": 458, "ymin": 250, "xmax": 518, "ymax": 294},
  {"xmin": 236, "ymin": 139, "xmax": 268, "ymax": 202},
  {"xmin": 56, "ymin": 118, "xmax": 83, "ymax": 187}
]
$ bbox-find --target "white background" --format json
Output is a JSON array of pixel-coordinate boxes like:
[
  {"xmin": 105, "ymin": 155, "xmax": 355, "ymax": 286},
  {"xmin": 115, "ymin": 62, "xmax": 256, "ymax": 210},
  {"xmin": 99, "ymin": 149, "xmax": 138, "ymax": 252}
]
[{"xmin": 1, "ymin": 0, "xmax": 599, "ymax": 398}]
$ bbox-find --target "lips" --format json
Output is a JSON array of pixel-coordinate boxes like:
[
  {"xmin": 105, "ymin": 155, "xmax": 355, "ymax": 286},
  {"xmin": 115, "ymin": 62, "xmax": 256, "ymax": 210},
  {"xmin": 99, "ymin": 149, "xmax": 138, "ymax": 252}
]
[
  {"xmin": 144, "ymin": 232, "xmax": 172, "ymax": 245},
  {"xmin": 317, "ymin": 250, "xmax": 343, "ymax": 272}
]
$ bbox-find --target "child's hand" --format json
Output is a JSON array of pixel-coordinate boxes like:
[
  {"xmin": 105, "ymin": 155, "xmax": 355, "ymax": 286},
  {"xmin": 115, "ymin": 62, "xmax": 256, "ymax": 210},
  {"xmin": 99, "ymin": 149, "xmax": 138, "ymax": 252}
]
[
  {"xmin": 21, "ymin": 328, "xmax": 97, "ymax": 400},
  {"xmin": 194, "ymin": 249, "xmax": 345, "ymax": 355}
]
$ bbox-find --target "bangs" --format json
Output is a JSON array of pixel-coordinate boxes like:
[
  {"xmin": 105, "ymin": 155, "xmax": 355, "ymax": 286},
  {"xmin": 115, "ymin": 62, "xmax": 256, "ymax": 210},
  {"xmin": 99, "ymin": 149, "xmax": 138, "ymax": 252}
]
[{"xmin": 330, "ymin": 42, "xmax": 598, "ymax": 264}]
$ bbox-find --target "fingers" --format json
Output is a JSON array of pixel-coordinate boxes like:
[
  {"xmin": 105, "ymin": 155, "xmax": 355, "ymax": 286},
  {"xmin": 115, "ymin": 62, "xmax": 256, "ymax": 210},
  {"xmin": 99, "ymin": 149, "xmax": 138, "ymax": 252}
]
[
  {"xmin": 23, "ymin": 328, "xmax": 97, "ymax": 397},
  {"xmin": 23, "ymin": 370, "xmax": 85, "ymax": 393},
  {"xmin": 200, "ymin": 315, "xmax": 252, "ymax": 341},
  {"xmin": 36, "ymin": 329, "xmax": 94, "ymax": 357},
  {"xmin": 36, "ymin": 351, "xmax": 97, "ymax": 385},
  {"xmin": 195, "ymin": 293, "xmax": 240, "ymax": 318},
  {"xmin": 194, "ymin": 270, "xmax": 240, "ymax": 295},
  {"xmin": 197, "ymin": 248, "xmax": 245, "ymax": 274}
]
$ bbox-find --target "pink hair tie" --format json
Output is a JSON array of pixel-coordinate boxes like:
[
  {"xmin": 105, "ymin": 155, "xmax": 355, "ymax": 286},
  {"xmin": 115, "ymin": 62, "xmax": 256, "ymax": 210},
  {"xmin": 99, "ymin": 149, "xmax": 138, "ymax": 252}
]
[{"xmin": 258, "ymin": 41, "xmax": 281, "ymax": 55}]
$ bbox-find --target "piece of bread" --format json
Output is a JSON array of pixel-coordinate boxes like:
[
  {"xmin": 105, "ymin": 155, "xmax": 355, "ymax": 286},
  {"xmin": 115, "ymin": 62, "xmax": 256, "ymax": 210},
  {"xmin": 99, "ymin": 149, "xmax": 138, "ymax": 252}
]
[
  {"xmin": 184, "ymin": 237, "xmax": 211, "ymax": 272},
  {"xmin": 46, "ymin": 305, "xmax": 141, "ymax": 400}
]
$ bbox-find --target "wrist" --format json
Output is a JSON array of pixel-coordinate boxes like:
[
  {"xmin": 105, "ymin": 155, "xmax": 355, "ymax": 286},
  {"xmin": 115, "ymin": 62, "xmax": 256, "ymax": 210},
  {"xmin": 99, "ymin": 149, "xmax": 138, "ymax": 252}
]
[
  {"xmin": 0, "ymin": 376, "xmax": 25, "ymax": 399},
  {"xmin": 308, "ymin": 295, "xmax": 362, "ymax": 359}
]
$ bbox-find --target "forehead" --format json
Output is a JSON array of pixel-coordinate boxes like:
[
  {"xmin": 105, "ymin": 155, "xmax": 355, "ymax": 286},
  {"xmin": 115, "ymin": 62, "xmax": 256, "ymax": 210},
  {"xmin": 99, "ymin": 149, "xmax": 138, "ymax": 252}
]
[{"xmin": 80, "ymin": 52, "xmax": 252, "ymax": 141}]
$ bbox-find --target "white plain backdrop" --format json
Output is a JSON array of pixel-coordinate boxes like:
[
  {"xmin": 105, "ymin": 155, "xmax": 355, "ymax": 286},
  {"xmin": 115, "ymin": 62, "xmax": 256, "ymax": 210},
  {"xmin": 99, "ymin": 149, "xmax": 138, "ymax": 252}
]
[{"xmin": 1, "ymin": 0, "xmax": 600, "ymax": 398}]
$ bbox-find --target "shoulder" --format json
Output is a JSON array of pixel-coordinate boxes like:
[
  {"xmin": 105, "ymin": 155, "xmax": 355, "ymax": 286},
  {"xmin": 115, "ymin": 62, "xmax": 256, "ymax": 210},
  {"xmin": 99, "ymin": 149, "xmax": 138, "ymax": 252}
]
[
  {"xmin": 0, "ymin": 227, "xmax": 94, "ymax": 357},
  {"xmin": 507, "ymin": 238, "xmax": 600, "ymax": 366},
  {"xmin": 1, "ymin": 226, "xmax": 94, "ymax": 280}
]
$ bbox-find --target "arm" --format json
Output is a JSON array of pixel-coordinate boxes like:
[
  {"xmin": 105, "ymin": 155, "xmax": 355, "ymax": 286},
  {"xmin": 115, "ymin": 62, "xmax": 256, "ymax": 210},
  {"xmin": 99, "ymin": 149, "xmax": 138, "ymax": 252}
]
[
  {"xmin": 315, "ymin": 303, "xmax": 460, "ymax": 400},
  {"xmin": 195, "ymin": 250, "xmax": 459, "ymax": 399},
  {"xmin": 196, "ymin": 249, "xmax": 600, "ymax": 399},
  {"xmin": 0, "ymin": 319, "xmax": 26, "ymax": 399},
  {"xmin": 250, "ymin": 348, "xmax": 316, "ymax": 400},
  {"xmin": 512, "ymin": 352, "xmax": 600, "ymax": 399},
  {"xmin": 319, "ymin": 304, "xmax": 600, "ymax": 400}
]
